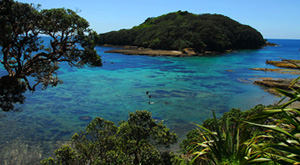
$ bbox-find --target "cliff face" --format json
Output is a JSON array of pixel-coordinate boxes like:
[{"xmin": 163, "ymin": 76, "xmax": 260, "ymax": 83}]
[{"xmin": 98, "ymin": 11, "xmax": 266, "ymax": 53}]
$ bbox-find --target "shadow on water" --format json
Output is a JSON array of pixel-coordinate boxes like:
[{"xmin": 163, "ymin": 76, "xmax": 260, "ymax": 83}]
[
  {"xmin": 0, "ymin": 76, "xmax": 27, "ymax": 112},
  {"xmin": 0, "ymin": 76, "xmax": 52, "ymax": 164}
]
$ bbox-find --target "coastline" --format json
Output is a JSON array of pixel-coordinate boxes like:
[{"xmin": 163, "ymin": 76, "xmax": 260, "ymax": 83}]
[
  {"xmin": 102, "ymin": 44, "xmax": 227, "ymax": 57},
  {"xmin": 252, "ymin": 59, "xmax": 300, "ymax": 96},
  {"xmin": 101, "ymin": 42, "xmax": 277, "ymax": 57}
]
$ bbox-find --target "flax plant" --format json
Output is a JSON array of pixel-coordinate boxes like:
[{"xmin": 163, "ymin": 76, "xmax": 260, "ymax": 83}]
[
  {"xmin": 246, "ymin": 94, "xmax": 300, "ymax": 163},
  {"xmin": 245, "ymin": 67, "xmax": 300, "ymax": 164},
  {"xmin": 190, "ymin": 111, "xmax": 262, "ymax": 165}
]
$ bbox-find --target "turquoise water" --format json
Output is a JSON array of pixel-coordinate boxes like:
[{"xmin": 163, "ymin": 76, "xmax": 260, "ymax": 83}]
[{"xmin": 0, "ymin": 39, "xmax": 300, "ymax": 163}]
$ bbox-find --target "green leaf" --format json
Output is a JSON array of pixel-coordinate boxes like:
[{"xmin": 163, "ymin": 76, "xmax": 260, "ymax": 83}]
[
  {"xmin": 281, "ymin": 97, "xmax": 300, "ymax": 109},
  {"xmin": 275, "ymin": 88, "xmax": 296, "ymax": 99},
  {"xmin": 280, "ymin": 109, "xmax": 300, "ymax": 129},
  {"xmin": 270, "ymin": 145, "xmax": 300, "ymax": 155},
  {"xmin": 249, "ymin": 109, "xmax": 295, "ymax": 121},
  {"xmin": 193, "ymin": 123, "xmax": 215, "ymax": 135},
  {"xmin": 266, "ymin": 152, "xmax": 300, "ymax": 164},
  {"xmin": 248, "ymin": 158, "xmax": 272, "ymax": 163},
  {"xmin": 245, "ymin": 121, "xmax": 293, "ymax": 138}
]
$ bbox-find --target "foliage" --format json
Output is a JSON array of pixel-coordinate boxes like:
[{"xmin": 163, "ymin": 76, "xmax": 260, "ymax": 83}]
[
  {"xmin": 203, "ymin": 104, "xmax": 269, "ymax": 129},
  {"xmin": 0, "ymin": 76, "xmax": 27, "ymax": 111},
  {"xmin": 190, "ymin": 111, "xmax": 256, "ymax": 164},
  {"xmin": 180, "ymin": 105, "xmax": 274, "ymax": 164},
  {"xmin": 180, "ymin": 71, "xmax": 300, "ymax": 164},
  {"xmin": 244, "ymin": 80, "xmax": 300, "ymax": 164},
  {"xmin": 0, "ymin": 0, "xmax": 102, "ymax": 91},
  {"xmin": 98, "ymin": 11, "xmax": 265, "ymax": 52},
  {"xmin": 118, "ymin": 110, "xmax": 178, "ymax": 164},
  {"xmin": 0, "ymin": 0, "xmax": 102, "ymax": 111},
  {"xmin": 41, "ymin": 110, "xmax": 178, "ymax": 164},
  {"xmin": 179, "ymin": 105, "xmax": 268, "ymax": 155}
]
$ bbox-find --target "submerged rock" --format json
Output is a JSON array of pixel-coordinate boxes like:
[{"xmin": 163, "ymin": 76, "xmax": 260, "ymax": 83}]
[
  {"xmin": 265, "ymin": 42, "xmax": 279, "ymax": 47},
  {"xmin": 250, "ymin": 68, "xmax": 300, "ymax": 74},
  {"xmin": 79, "ymin": 116, "xmax": 92, "ymax": 121}
]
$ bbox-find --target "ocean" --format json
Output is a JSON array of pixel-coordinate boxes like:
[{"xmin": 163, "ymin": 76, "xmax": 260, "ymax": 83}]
[{"xmin": 0, "ymin": 39, "xmax": 299, "ymax": 163}]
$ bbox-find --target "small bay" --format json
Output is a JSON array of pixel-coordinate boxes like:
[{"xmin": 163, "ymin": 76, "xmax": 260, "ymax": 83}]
[{"xmin": 0, "ymin": 39, "xmax": 300, "ymax": 163}]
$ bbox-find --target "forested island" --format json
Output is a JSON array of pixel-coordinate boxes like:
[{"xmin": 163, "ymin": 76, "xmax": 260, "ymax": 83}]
[{"xmin": 98, "ymin": 11, "xmax": 266, "ymax": 56}]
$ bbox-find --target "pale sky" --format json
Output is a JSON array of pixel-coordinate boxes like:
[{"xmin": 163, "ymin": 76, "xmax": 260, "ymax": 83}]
[{"xmin": 17, "ymin": 0, "xmax": 300, "ymax": 39}]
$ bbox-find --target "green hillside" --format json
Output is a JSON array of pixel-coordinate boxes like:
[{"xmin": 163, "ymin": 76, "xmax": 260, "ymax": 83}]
[{"xmin": 98, "ymin": 11, "xmax": 266, "ymax": 52}]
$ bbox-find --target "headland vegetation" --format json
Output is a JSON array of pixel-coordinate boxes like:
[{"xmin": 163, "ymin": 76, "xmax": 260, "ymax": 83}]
[{"xmin": 98, "ymin": 11, "xmax": 268, "ymax": 56}]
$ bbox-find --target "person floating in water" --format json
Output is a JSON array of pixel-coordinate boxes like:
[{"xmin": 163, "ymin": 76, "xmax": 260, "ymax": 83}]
[
  {"xmin": 146, "ymin": 91, "xmax": 153, "ymax": 104},
  {"xmin": 146, "ymin": 91, "xmax": 152, "ymax": 98}
]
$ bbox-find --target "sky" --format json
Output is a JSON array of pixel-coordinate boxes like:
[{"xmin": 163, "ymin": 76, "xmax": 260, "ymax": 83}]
[{"xmin": 17, "ymin": 0, "xmax": 300, "ymax": 39}]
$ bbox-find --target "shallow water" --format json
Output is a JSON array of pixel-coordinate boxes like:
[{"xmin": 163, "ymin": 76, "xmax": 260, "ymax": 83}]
[{"xmin": 0, "ymin": 39, "xmax": 300, "ymax": 164}]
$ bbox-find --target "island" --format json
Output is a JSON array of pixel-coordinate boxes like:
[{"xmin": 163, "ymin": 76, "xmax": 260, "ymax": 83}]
[{"xmin": 98, "ymin": 11, "xmax": 267, "ymax": 56}]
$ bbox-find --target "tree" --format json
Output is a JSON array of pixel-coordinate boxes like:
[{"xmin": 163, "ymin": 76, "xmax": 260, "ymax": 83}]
[
  {"xmin": 118, "ymin": 110, "xmax": 178, "ymax": 164},
  {"xmin": 41, "ymin": 110, "xmax": 178, "ymax": 164},
  {"xmin": 42, "ymin": 117, "xmax": 130, "ymax": 165},
  {"xmin": 0, "ymin": 0, "xmax": 102, "ymax": 112},
  {"xmin": 0, "ymin": 0, "xmax": 102, "ymax": 92},
  {"xmin": 0, "ymin": 76, "xmax": 27, "ymax": 112}
]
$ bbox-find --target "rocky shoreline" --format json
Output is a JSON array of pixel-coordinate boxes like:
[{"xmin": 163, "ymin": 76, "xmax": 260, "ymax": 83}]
[
  {"xmin": 105, "ymin": 49, "xmax": 186, "ymax": 57},
  {"xmin": 102, "ymin": 44, "xmax": 297, "ymax": 96},
  {"xmin": 252, "ymin": 59, "xmax": 300, "ymax": 95},
  {"xmin": 102, "ymin": 41, "xmax": 278, "ymax": 57},
  {"xmin": 102, "ymin": 44, "xmax": 227, "ymax": 57},
  {"xmin": 266, "ymin": 59, "xmax": 300, "ymax": 69},
  {"xmin": 254, "ymin": 78, "xmax": 299, "ymax": 95},
  {"xmin": 250, "ymin": 68, "xmax": 300, "ymax": 74}
]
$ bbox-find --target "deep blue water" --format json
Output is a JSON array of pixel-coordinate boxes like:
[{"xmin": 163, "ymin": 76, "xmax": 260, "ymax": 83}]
[{"xmin": 0, "ymin": 39, "xmax": 300, "ymax": 163}]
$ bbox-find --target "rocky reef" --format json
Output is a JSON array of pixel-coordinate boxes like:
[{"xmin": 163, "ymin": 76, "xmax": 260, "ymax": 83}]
[
  {"xmin": 104, "ymin": 45, "xmax": 224, "ymax": 57},
  {"xmin": 250, "ymin": 68, "xmax": 300, "ymax": 74},
  {"xmin": 253, "ymin": 59, "xmax": 300, "ymax": 95},
  {"xmin": 266, "ymin": 59, "xmax": 300, "ymax": 69}
]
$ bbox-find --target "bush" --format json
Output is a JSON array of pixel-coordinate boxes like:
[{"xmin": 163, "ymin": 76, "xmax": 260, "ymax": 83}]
[{"xmin": 41, "ymin": 110, "xmax": 178, "ymax": 164}]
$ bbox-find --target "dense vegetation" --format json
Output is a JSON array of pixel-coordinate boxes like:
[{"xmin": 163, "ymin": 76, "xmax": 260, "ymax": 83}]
[
  {"xmin": 98, "ymin": 11, "xmax": 266, "ymax": 52},
  {"xmin": 44, "ymin": 100, "xmax": 300, "ymax": 164},
  {"xmin": 178, "ymin": 81, "xmax": 300, "ymax": 164},
  {"xmin": 0, "ymin": 0, "xmax": 102, "ymax": 111},
  {"xmin": 42, "ymin": 110, "xmax": 178, "ymax": 164}
]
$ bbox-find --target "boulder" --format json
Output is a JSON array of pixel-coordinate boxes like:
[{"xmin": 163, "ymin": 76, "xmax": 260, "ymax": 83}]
[{"xmin": 182, "ymin": 48, "xmax": 197, "ymax": 55}]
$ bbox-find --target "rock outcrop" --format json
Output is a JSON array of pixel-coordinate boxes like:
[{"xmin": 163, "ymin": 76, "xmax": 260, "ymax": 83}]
[
  {"xmin": 266, "ymin": 60, "xmax": 300, "ymax": 69},
  {"xmin": 105, "ymin": 49, "xmax": 185, "ymax": 57},
  {"xmin": 254, "ymin": 78, "xmax": 300, "ymax": 90},
  {"xmin": 104, "ymin": 46, "xmax": 224, "ymax": 57},
  {"xmin": 253, "ymin": 59, "xmax": 300, "ymax": 95},
  {"xmin": 250, "ymin": 68, "xmax": 300, "ymax": 74}
]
